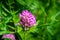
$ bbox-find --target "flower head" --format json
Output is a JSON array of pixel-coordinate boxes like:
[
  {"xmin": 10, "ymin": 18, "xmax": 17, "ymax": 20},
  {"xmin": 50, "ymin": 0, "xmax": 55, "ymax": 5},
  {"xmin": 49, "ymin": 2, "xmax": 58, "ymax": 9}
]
[
  {"xmin": 19, "ymin": 10, "xmax": 36, "ymax": 27},
  {"xmin": 2, "ymin": 34, "xmax": 16, "ymax": 40}
]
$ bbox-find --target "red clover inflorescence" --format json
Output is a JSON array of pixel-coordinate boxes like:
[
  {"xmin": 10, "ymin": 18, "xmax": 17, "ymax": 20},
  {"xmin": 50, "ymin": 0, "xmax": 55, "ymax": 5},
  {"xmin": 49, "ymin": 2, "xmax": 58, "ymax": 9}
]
[{"xmin": 19, "ymin": 10, "xmax": 36, "ymax": 30}]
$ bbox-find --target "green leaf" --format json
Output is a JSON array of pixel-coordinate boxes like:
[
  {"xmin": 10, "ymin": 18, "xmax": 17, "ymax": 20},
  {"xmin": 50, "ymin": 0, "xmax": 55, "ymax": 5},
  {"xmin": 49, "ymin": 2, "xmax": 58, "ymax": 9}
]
[
  {"xmin": 0, "ymin": 2, "xmax": 2, "ymax": 15},
  {"xmin": 0, "ymin": 31, "xmax": 10, "ymax": 35},
  {"xmin": 13, "ymin": 15, "xmax": 20, "ymax": 24},
  {"xmin": 47, "ymin": 26, "xmax": 55, "ymax": 35},
  {"xmin": 17, "ymin": 26, "xmax": 22, "ymax": 33},
  {"xmin": 5, "ymin": 17, "xmax": 12, "ymax": 23},
  {"xmin": 29, "ymin": 20, "xmax": 40, "ymax": 33},
  {"xmin": 3, "ymin": 38, "xmax": 10, "ymax": 40},
  {"xmin": 2, "ymin": 4, "xmax": 10, "ymax": 13},
  {"xmin": 55, "ymin": 12, "xmax": 60, "ymax": 21},
  {"xmin": 16, "ymin": 0, "xmax": 25, "ymax": 5}
]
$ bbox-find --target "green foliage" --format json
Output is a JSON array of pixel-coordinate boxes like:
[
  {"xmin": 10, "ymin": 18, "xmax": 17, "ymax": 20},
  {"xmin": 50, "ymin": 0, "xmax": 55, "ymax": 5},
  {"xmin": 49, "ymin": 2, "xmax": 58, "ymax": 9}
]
[{"xmin": 0, "ymin": 0, "xmax": 60, "ymax": 40}]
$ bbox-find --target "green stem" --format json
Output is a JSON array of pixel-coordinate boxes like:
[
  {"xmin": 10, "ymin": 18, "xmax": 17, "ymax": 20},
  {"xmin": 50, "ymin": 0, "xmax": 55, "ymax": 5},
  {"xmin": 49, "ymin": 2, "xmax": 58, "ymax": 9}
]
[
  {"xmin": 41, "ymin": 6, "xmax": 48, "ymax": 40},
  {"xmin": 24, "ymin": 30, "xmax": 26, "ymax": 40},
  {"xmin": 41, "ymin": 6, "xmax": 47, "ymax": 16}
]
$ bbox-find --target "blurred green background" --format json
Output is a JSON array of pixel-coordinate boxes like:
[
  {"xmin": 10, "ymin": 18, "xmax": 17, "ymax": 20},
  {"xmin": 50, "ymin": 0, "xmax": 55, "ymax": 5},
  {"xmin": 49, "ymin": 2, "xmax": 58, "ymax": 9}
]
[{"xmin": 0, "ymin": 0, "xmax": 60, "ymax": 40}]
